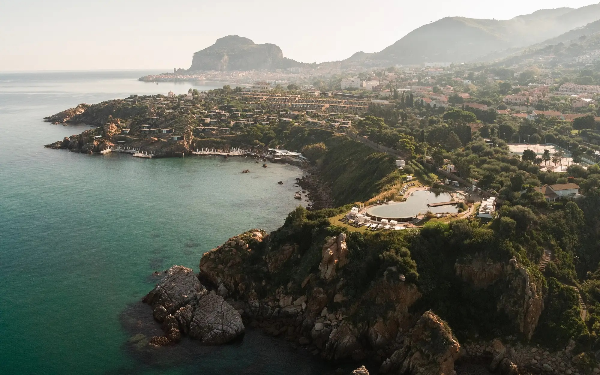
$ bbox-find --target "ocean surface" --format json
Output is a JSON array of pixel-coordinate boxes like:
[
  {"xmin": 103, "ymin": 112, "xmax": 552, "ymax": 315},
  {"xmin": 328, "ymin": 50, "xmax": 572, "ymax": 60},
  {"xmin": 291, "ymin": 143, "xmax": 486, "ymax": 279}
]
[{"xmin": 0, "ymin": 71, "xmax": 331, "ymax": 374}]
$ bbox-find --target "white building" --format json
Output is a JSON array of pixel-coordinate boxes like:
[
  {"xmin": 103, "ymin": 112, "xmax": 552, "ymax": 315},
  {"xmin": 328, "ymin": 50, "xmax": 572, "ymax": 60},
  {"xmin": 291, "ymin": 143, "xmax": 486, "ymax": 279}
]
[
  {"xmin": 364, "ymin": 80, "xmax": 380, "ymax": 90},
  {"xmin": 341, "ymin": 77, "xmax": 365, "ymax": 90},
  {"xmin": 396, "ymin": 159, "xmax": 406, "ymax": 168},
  {"xmin": 425, "ymin": 62, "xmax": 451, "ymax": 68},
  {"xmin": 446, "ymin": 164, "xmax": 457, "ymax": 173},
  {"xmin": 478, "ymin": 197, "xmax": 496, "ymax": 219},
  {"xmin": 559, "ymin": 83, "xmax": 600, "ymax": 95},
  {"xmin": 504, "ymin": 95, "xmax": 531, "ymax": 105}
]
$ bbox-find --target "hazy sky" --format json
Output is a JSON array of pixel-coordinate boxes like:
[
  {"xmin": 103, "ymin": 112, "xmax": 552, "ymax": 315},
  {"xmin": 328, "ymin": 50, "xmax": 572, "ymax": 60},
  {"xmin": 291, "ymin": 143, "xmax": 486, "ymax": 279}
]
[{"xmin": 1, "ymin": 0, "xmax": 599, "ymax": 71}]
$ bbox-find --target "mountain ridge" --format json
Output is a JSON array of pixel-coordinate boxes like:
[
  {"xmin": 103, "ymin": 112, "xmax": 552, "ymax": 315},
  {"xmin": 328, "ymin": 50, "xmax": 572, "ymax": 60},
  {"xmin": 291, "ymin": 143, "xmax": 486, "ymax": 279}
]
[
  {"xmin": 184, "ymin": 4, "xmax": 600, "ymax": 72},
  {"xmin": 366, "ymin": 3, "xmax": 600, "ymax": 65}
]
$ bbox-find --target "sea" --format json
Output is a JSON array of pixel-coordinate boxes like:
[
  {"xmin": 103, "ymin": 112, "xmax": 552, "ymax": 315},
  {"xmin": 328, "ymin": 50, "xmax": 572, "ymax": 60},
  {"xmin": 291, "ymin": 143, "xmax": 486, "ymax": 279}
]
[{"xmin": 0, "ymin": 71, "xmax": 332, "ymax": 375}]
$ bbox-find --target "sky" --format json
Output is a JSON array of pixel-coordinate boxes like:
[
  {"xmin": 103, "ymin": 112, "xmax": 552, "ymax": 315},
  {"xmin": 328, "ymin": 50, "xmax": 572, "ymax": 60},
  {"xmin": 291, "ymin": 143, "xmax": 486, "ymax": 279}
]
[{"xmin": 1, "ymin": 0, "xmax": 600, "ymax": 72}]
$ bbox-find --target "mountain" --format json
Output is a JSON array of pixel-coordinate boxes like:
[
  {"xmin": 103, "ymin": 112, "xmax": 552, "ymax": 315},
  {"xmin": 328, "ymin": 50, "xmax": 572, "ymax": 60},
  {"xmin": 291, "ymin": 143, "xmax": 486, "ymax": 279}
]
[
  {"xmin": 528, "ymin": 18, "xmax": 600, "ymax": 48},
  {"xmin": 183, "ymin": 5, "xmax": 600, "ymax": 72},
  {"xmin": 492, "ymin": 19, "xmax": 600, "ymax": 68},
  {"xmin": 188, "ymin": 35, "xmax": 303, "ymax": 71},
  {"xmin": 356, "ymin": 3, "xmax": 600, "ymax": 65}
]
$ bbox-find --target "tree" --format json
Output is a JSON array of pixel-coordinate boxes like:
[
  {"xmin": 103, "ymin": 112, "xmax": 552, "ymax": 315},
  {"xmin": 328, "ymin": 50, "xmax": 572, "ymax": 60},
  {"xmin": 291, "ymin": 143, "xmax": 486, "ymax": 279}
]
[
  {"xmin": 503, "ymin": 205, "xmax": 537, "ymax": 232},
  {"xmin": 573, "ymin": 114, "xmax": 595, "ymax": 132},
  {"xmin": 301, "ymin": 142, "xmax": 327, "ymax": 161},
  {"xmin": 542, "ymin": 149, "xmax": 551, "ymax": 165},
  {"xmin": 397, "ymin": 134, "xmax": 416, "ymax": 155},
  {"xmin": 572, "ymin": 148, "xmax": 583, "ymax": 164},
  {"xmin": 356, "ymin": 116, "xmax": 385, "ymax": 132},
  {"xmin": 444, "ymin": 131, "xmax": 463, "ymax": 150},
  {"xmin": 287, "ymin": 84, "xmax": 299, "ymax": 91},
  {"xmin": 499, "ymin": 82, "xmax": 512, "ymax": 95},
  {"xmin": 552, "ymin": 155, "xmax": 562, "ymax": 167},
  {"xmin": 443, "ymin": 108, "xmax": 477, "ymax": 125},
  {"xmin": 530, "ymin": 134, "xmax": 541, "ymax": 144},
  {"xmin": 522, "ymin": 149, "xmax": 537, "ymax": 163},
  {"xmin": 498, "ymin": 123, "xmax": 515, "ymax": 142},
  {"xmin": 448, "ymin": 94, "xmax": 465, "ymax": 105}
]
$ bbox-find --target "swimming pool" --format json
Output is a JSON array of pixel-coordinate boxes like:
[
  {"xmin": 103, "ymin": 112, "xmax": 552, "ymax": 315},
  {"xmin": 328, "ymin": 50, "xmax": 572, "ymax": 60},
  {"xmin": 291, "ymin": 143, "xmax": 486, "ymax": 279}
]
[{"xmin": 366, "ymin": 190, "xmax": 459, "ymax": 219}]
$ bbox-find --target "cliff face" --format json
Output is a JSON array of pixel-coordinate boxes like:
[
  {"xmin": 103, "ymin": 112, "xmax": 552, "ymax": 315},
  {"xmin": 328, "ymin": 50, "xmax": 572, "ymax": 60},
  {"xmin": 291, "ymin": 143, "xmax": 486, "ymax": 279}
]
[
  {"xmin": 197, "ymin": 226, "xmax": 458, "ymax": 372},
  {"xmin": 140, "ymin": 205, "xmax": 561, "ymax": 373},
  {"xmin": 189, "ymin": 35, "xmax": 302, "ymax": 71},
  {"xmin": 380, "ymin": 311, "xmax": 461, "ymax": 375},
  {"xmin": 455, "ymin": 255, "xmax": 544, "ymax": 340}
]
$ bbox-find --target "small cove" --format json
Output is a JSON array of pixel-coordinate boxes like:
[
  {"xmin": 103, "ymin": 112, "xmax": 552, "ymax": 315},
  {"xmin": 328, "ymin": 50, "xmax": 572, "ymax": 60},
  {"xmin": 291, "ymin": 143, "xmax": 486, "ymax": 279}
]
[{"xmin": 0, "ymin": 71, "xmax": 333, "ymax": 375}]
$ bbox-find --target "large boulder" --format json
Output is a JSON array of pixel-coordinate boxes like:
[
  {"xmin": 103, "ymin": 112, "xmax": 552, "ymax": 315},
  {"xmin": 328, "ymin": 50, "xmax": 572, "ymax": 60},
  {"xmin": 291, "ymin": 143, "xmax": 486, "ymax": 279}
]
[
  {"xmin": 143, "ymin": 266, "xmax": 244, "ymax": 346},
  {"xmin": 380, "ymin": 311, "xmax": 461, "ymax": 375},
  {"xmin": 189, "ymin": 292, "xmax": 245, "ymax": 345},
  {"xmin": 351, "ymin": 366, "xmax": 370, "ymax": 375},
  {"xmin": 324, "ymin": 323, "xmax": 361, "ymax": 360},
  {"xmin": 143, "ymin": 265, "xmax": 207, "ymax": 321}
]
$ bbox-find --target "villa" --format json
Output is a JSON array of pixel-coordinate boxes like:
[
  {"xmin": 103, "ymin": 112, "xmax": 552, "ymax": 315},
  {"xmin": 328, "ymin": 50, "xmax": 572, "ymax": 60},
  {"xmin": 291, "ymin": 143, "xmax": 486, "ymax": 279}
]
[{"xmin": 534, "ymin": 183, "xmax": 580, "ymax": 202}]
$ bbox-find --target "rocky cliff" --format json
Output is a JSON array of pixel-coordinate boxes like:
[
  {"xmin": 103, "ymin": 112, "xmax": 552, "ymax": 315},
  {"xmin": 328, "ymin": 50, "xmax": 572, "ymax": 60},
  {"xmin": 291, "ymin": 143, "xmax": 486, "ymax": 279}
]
[
  {"xmin": 188, "ymin": 35, "xmax": 303, "ymax": 71},
  {"xmin": 142, "ymin": 216, "xmax": 460, "ymax": 373},
  {"xmin": 455, "ymin": 255, "xmax": 544, "ymax": 340},
  {"xmin": 139, "ymin": 208, "xmax": 567, "ymax": 373}
]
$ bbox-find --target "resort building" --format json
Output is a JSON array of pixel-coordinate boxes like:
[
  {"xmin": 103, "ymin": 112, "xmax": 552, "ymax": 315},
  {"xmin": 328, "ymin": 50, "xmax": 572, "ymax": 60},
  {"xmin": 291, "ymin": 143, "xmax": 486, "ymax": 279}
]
[
  {"xmin": 559, "ymin": 83, "xmax": 600, "ymax": 95},
  {"xmin": 478, "ymin": 197, "xmax": 496, "ymax": 219}
]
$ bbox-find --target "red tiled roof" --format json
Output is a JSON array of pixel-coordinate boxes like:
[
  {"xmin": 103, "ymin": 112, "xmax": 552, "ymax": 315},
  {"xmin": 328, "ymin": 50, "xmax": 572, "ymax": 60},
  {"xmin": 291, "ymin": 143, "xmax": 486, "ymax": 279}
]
[{"xmin": 550, "ymin": 183, "xmax": 579, "ymax": 191}]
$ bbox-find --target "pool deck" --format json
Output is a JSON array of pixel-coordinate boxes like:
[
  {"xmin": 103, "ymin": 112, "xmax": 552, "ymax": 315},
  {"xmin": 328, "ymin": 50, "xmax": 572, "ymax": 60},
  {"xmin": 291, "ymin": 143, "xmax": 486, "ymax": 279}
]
[{"xmin": 364, "ymin": 189, "xmax": 460, "ymax": 221}]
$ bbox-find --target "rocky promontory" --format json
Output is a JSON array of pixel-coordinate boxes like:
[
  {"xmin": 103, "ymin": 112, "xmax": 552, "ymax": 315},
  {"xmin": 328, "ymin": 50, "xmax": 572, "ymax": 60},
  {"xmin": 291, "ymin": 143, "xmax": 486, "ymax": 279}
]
[
  {"xmin": 188, "ymin": 35, "xmax": 303, "ymax": 71},
  {"xmin": 138, "ymin": 202, "xmax": 572, "ymax": 374}
]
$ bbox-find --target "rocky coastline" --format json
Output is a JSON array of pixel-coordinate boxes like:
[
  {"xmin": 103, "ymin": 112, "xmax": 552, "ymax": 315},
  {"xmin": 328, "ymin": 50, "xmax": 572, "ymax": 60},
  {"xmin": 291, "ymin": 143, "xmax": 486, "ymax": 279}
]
[
  {"xmin": 136, "ymin": 223, "xmax": 591, "ymax": 375},
  {"xmin": 297, "ymin": 165, "xmax": 334, "ymax": 210}
]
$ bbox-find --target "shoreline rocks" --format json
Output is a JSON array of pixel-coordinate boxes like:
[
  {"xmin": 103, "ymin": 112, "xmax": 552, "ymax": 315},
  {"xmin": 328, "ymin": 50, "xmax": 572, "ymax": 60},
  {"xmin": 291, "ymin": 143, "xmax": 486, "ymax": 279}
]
[{"xmin": 143, "ymin": 265, "xmax": 245, "ymax": 346}]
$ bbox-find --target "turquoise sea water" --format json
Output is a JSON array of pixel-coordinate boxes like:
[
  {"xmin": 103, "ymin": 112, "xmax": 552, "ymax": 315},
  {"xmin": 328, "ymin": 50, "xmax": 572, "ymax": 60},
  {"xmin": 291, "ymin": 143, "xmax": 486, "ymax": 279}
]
[{"xmin": 0, "ymin": 71, "xmax": 329, "ymax": 374}]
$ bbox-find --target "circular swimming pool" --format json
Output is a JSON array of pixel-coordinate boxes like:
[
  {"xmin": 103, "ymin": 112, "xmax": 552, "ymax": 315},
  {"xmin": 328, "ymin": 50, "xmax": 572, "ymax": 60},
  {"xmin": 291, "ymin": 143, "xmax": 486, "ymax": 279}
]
[{"xmin": 366, "ymin": 190, "xmax": 459, "ymax": 219}]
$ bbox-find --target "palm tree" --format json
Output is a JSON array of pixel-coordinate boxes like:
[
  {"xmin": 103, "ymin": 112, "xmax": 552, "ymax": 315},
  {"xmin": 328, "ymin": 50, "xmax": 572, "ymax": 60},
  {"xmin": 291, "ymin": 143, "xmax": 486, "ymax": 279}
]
[
  {"xmin": 542, "ymin": 149, "xmax": 551, "ymax": 165},
  {"xmin": 554, "ymin": 150, "xmax": 565, "ymax": 166},
  {"xmin": 552, "ymin": 155, "xmax": 561, "ymax": 167}
]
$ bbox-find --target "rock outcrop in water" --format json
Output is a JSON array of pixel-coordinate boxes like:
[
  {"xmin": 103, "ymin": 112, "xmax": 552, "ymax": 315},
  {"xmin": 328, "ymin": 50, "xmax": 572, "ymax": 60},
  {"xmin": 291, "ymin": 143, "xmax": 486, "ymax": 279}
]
[{"xmin": 143, "ymin": 265, "xmax": 244, "ymax": 346}]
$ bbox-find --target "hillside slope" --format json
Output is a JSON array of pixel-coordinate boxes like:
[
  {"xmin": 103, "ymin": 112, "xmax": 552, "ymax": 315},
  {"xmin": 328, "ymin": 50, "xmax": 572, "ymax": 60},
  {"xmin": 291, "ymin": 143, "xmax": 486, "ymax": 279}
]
[{"xmin": 363, "ymin": 4, "xmax": 600, "ymax": 65}]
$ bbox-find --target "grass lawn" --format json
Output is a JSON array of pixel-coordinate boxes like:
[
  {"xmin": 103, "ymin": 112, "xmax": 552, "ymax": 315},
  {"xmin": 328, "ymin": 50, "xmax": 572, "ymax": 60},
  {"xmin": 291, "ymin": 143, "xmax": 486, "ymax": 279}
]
[{"xmin": 329, "ymin": 213, "xmax": 370, "ymax": 233}]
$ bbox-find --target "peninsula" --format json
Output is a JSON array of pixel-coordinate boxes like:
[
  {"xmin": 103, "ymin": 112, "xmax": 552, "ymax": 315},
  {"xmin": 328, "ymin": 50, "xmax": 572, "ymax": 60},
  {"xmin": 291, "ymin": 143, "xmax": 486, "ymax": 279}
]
[{"xmin": 45, "ymin": 65, "xmax": 600, "ymax": 373}]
